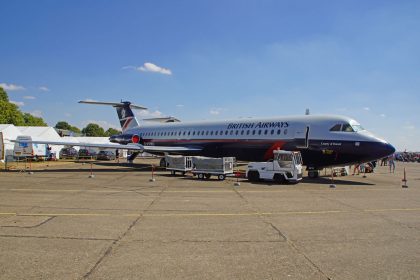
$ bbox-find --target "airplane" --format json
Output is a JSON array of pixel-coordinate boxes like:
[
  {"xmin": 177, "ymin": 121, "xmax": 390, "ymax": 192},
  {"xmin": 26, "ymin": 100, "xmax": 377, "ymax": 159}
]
[{"xmin": 14, "ymin": 100, "xmax": 395, "ymax": 178}]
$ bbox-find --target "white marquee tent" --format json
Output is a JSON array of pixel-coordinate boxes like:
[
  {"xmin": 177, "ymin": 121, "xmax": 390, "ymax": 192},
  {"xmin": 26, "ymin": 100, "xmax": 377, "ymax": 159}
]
[
  {"xmin": 0, "ymin": 124, "xmax": 23, "ymax": 162},
  {"xmin": 16, "ymin": 126, "xmax": 64, "ymax": 159}
]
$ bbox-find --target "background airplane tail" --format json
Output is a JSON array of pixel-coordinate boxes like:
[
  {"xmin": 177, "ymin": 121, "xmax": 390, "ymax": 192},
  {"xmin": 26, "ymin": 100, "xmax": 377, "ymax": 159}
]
[{"xmin": 79, "ymin": 100, "xmax": 147, "ymax": 132}]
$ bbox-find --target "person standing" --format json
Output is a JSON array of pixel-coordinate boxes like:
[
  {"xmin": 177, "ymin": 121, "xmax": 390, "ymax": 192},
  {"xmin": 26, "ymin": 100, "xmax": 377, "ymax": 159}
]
[
  {"xmin": 388, "ymin": 155, "xmax": 395, "ymax": 173},
  {"xmin": 115, "ymin": 149, "xmax": 120, "ymax": 163}
]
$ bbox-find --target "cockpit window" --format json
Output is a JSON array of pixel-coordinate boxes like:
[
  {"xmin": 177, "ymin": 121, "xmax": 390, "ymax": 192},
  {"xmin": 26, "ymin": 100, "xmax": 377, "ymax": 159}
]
[
  {"xmin": 351, "ymin": 124, "xmax": 364, "ymax": 132},
  {"xmin": 342, "ymin": 124, "xmax": 354, "ymax": 132},
  {"xmin": 331, "ymin": 122, "xmax": 365, "ymax": 132},
  {"xmin": 329, "ymin": 124, "xmax": 342, "ymax": 131}
]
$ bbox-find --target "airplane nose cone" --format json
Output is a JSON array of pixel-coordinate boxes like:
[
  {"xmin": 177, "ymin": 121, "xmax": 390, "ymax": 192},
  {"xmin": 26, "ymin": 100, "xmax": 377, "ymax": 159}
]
[
  {"xmin": 385, "ymin": 142, "xmax": 396, "ymax": 156},
  {"xmin": 376, "ymin": 142, "xmax": 395, "ymax": 159}
]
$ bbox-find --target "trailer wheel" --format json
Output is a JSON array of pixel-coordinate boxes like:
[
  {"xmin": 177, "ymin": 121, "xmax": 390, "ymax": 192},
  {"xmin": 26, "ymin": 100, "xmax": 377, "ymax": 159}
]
[
  {"xmin": 205, "ymin": 173, "xmax": 211, "ymax": 180},
  {"xmin": 160, "ymin": 158, "xmax": 166, "ymax": 168},
  {"xmin": 197, "ymin": 173, "xmax": 204, "ymax": 180},
  {"xmin": 248, "ymin": 171, "xmax": 260, "ymax": 182},
  {"xmin": 218, "ymin": 174, "xmax": 226, "ymax": 180},
  {"xmin": 274, "ymin": 173, "xmax": 286, "ymax": 184}
]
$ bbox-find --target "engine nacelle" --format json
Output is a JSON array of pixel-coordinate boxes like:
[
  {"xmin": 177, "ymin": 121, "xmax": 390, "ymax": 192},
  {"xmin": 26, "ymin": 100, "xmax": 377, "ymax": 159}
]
[{"xmin": 109, "ymin": 134, "xmax": 141, "ymax": 145}]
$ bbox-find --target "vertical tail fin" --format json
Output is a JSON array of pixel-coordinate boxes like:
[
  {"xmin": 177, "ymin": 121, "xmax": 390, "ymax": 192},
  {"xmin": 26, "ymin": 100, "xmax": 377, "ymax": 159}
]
[{"xmin": 78, "ymin": 100, "xmax": 147, "ymax": 132}]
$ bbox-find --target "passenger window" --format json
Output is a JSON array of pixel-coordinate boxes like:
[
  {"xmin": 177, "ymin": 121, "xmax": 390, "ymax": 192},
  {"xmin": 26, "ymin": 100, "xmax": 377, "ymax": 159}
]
[
  {"xmin": 188, "ymin": 131, "xmax": 191, "ymax": 135},
  {"xmin": 241, "ymin": 130, "xmax": 244, "ymax": 135},
  {"xmin": 215, "ymin": 131, "xmax": 218, "ymax": 135},
  {"xmin": 206, "ymin": 131, "xmax": 209, "ymax": 135},
  {"xmin": 277, "ymin": 129, "xmax": 281, "ymax": 135},
  {"xmin": 246, "ymin": 130, "xmax": 250, "ymax": 135},
  {"xmin": 330, "ymin": 124, "xmax": 342, "ymax": 131},
  {"xmin": 271, "ymin": 130, "xmax": 274, "ymax": 135},
  {"xmin": 284, "ymin": 129, "xmax": 288, "ymax": 135},
  {"xmin": 258, "ymin": 130, "xmax": 262, "ymax": 135},
  {"xmin": 252, "ymin": 130, "xmax": 255, "ymax": 135},
  {"xmin": 225, "ymin": 131, "xmax": 228, "ymax": 135},
  {"xmin": 264, "ymin": 130, "xmax": 268, "ymax": 135},
  {"xmin": 210, "ymin": 131, "xmax": 213, "ymax": 135},
  {"xmin": 183, "ymin": 131, "xmax": 186, "ymax": 135},
  {"xmin": 230, "ymin": 130, "xmax": 234, "ymax": 135}
]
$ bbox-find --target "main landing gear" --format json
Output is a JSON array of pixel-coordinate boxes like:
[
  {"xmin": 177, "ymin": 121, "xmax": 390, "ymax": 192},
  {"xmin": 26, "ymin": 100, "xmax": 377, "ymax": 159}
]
[{"xmin": 308, "ymin": 169, "xmax": 320, "ymax": 179}]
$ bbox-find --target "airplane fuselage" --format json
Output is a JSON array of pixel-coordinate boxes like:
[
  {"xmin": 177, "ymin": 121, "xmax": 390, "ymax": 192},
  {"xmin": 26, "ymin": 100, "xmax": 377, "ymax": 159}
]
[{"xmin": 121, "ymin": 115, "xmax": 395, "ymax": 169}]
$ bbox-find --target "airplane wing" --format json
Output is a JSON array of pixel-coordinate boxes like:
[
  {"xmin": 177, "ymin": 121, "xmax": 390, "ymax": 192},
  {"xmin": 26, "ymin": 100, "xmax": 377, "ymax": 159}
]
[
  {"xmin": 11, "ymin": 139, "xmax": 145, "ymax": 151},
  {"xmin": 11, "ymin": 139, "xmax": 202, "ymax": 153},
  {"xmin": 143, "ymin": 146, "xmax": 202, "ymax": 152}
]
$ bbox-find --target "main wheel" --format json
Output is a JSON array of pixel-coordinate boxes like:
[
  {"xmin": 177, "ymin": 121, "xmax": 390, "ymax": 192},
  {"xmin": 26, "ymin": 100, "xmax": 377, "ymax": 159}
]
[
  {"xmin": 247, "ymin": 171, "xmax": 260, "ymax": 182},
  {"xmin": 197, "ymin": 173, "xmax": 204, "ymax": 180},
  {"xmin": 171, "ymin": 170, "xmax": 175, "ymax": 176},
  {"xmin": 218, "ymin": 174, "xmax": 226, "ymax": 180},
  {"xmin": 205, "ymin": 173, "xmax": 211, "ymax": 179},
  {"xmin": 308, "ymin": 170, "xmax": 319, "ymax": 178},
  {"xmin": 160, "ymin": 158, "xmax": 166, "ymax": 168}
]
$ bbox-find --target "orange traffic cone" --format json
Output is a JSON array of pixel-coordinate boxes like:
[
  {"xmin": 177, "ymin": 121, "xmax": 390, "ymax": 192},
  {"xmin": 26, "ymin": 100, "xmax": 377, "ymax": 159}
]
[{"xmin": 402, "ymin": 168, "xmax": 408, "ymax": 188}]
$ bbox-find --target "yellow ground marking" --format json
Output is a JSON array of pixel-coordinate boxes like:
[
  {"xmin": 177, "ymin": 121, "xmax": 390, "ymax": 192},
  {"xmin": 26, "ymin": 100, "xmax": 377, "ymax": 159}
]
[
  {"xmin": 0, "ymin": 208, "xmax": 419, "ymax": 218},
  {"xmin": 3, "ymin": 188, "xmax": 416, "ymax": 194}
]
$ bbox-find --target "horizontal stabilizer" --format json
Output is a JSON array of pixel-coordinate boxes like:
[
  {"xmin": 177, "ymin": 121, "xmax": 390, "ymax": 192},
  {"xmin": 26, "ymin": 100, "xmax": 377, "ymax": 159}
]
[
  {"xmin": 78, "ymin": 100, "xmax": 147, "ymax": 110},
  {"xmin": 143, "ymin": 117, "xmax": 181, "ymax": 123}
]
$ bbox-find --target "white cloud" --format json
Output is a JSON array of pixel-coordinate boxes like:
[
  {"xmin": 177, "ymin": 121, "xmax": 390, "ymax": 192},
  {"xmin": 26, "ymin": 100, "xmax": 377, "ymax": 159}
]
[
  {"xmin": 176, "ymin": 104, "xmax": 185, "ymax": 108},
  {"xmin": 363, "ymin": 107, "xmax": 370, "ymax": 111},
  {"xmin": 10, "ymin": 100, "xmax": 24, "ymax": 106},
  {"xmin": 39, "ymin": 86, "xmax": 50, "ymax": 92},
  {"xmin": 64, "ymin": 113, "xmax": 72, "ymax": 117},
  {"xmin": 210, "ymin": 109, "xmax": 221, "ymax": 115},
  {"xmin": 121, "ymin": 65, "xmax": 136, "ymax": 70},
  {"xmin": 123, "ymin": 62, "xmax": 172, "ymax": 75},
  {"xmin": 23, "ymin": 96, "xmax": 36, "ymax": 100},
  {"xmin": 403, "ymin": 124, "xmax": 415, "ymax": 130},
  {"xmin": 137, "ymin": 110, "xmax": 164, "ymax": 118},
  {"xmin": 30, "ymin": 110, "xmax": 43, "ymax": 117},
  {"xmin": 81, "ymin": 120, "xmax": 120, "ymax": 130},
  {"xmin": 380, "ymin": 113, "xmax": 386, "ymax": 118},
  {"xmin": 0, "ymin": 83, "xmax": 25, "ymax": 91}
]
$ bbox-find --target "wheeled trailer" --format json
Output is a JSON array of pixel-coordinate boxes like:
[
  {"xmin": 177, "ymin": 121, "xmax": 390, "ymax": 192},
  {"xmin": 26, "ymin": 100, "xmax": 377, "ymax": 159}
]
[
  {"xmin": 192, "ymin": 156, "xmax": 235, "ymax": 180},
  {"xmin": 165, "ymin": 155, "xmax": 193, "ymax": 175}
]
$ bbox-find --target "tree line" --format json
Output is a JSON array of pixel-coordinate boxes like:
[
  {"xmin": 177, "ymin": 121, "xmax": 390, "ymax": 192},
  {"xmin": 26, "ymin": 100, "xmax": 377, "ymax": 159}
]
[{"xmin": 0, "ymin": 87, "xmax": 121, "ymax": 137}]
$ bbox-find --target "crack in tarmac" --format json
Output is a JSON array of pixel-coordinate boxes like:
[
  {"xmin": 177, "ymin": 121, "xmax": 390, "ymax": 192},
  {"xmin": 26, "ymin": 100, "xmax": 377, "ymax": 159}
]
[
  {"xmin": 0, "ymin": 234, "xmax": 116, "ymax": 241},
  {"xmin": 82, "ymin": 185, "xmax": 168, "ymax": 279},
  {"xmin": 231, "ymin": 186, "xmax": 331, "ymax": 280}
]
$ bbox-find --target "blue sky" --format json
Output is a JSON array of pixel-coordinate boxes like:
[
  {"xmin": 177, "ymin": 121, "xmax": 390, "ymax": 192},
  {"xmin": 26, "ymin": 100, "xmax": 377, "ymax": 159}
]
[{"xmin": 1, "ymin": 0, "xmax": 419, "ymax": 150}]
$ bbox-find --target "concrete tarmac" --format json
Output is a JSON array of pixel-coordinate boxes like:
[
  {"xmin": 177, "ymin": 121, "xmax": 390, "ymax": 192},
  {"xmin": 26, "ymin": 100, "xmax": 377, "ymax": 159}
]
[{"xmin": 0, "ymin": 160, "xmax": 419, "ymax": 279}]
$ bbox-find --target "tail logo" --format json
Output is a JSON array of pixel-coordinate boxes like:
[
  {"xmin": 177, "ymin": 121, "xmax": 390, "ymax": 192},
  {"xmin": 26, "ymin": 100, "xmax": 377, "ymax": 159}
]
[
  {"xmin": 120, "ymin": 108, "xmax": 127, "ymax": 119},
  {"xmin": 122, "ymin": 117, "xmax": 133, "ymax": 131}
]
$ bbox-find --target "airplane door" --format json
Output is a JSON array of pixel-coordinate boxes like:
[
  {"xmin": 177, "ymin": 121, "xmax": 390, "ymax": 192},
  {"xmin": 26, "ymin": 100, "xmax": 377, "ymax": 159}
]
[{"xmin": 294, "ymin": 125, "xmax": 310, "ymax": 148}]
